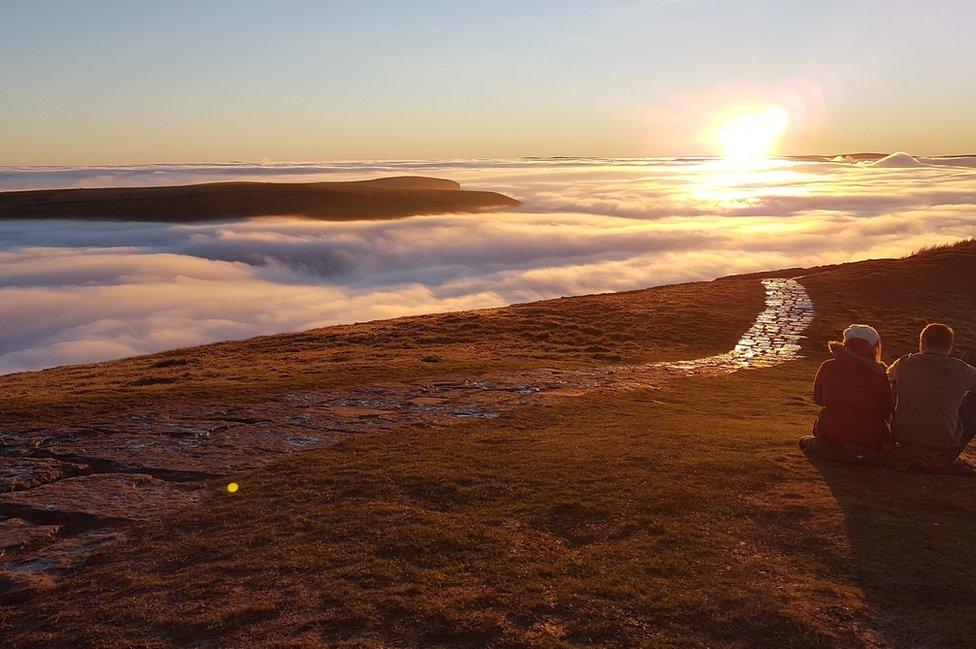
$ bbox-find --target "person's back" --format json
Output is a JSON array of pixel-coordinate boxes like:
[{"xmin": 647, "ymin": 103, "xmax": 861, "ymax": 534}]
[
  {"xmin": 808, "ymin": 324, "xmax": 892, "ymax": 457},
  {"xmin": 888, "ymin": 323, "xmax": 976, "ymax": 460}
]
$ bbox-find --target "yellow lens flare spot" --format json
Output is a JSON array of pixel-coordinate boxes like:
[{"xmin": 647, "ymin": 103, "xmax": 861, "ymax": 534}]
[
  {"xmin": 226, "ymin": 482, "xmax": 239, "ymax": 493},
  {"xmin": 713, "ymin": 105, "xmax": 789, "ymax": 167}
]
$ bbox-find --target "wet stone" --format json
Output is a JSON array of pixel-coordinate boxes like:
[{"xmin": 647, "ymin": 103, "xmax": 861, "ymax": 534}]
[
  {"xmin": 0, "ymin": 528, "xmax": 126, "ymax": 601},
  {"xmin": 653, "ymin": 278, "xmax": 814, "ymax": 375},
  {"xmin": 24, "ymin": 421, "xmax": 335, "ymax": 475},
  {"xmin": 0, "ymin": 457, "xmax": 87, "ymax": 493},
  {"xmin": 450, "ymin": 406, "xmax": 501, "ymax": 419},
  {"xmin": 0, "ymin": 473, "xmax": 201, "ymax": 522},
  {"xmin": 0, "ymin": 518, "xmax": 61, "ymax": 550},
  {"xmin": 323, "ymin": 406, "xmax": 395, "ymax": 418}
]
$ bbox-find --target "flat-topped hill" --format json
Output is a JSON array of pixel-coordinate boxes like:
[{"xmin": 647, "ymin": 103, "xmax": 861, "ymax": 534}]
[
  {"xmin": 0, "ymin": 176, "xmax": 519, "ymax": 222},
  {"xmin": 2, "ymin": 239, "xmax": 976, "ymax": 647}
]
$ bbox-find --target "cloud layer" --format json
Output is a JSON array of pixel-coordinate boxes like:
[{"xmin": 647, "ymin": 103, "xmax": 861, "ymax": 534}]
[{"xmin": 3, "ymin": 157, "xmax": 976, "ymax": 373}]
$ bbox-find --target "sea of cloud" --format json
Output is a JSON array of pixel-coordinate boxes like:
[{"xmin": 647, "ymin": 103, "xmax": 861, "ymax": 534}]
[{"xmin": 2, "ymin": 157, "xmax": 976, "ymax": 373}]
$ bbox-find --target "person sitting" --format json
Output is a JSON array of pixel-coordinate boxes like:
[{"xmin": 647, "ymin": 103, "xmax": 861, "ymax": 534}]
[
  {"xmin": 801, "ymin": 324, "xmax": 892, "ymax": 462},
  {"xmin": 887, "ymin": 323, "xmax": 976, "ymax": 468}
]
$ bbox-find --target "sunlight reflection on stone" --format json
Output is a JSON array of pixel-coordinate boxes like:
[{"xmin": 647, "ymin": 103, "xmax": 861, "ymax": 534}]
[{"xmin": 657, "ymin": 278, "xmax": 814, "ymax": 374}]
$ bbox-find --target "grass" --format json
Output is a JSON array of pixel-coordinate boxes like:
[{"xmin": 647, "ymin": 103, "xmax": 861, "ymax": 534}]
[
  {"xmin": 0, "ymin": 278, "xmax": 764, "ymax": 424},
  {"xmin": 909, "ymin": 237, "xmax": 976, "ymax": 257},
  {"xmin": 4, "ymin": 240, "xmax": 976, "ymax": 647},
  {"xmin": 6, "ymin": 364, "xmax": 976, "ymax": 647},
  {"xmin": 800, "ymin": 238, "xmax": 976, "ymax": 362}
]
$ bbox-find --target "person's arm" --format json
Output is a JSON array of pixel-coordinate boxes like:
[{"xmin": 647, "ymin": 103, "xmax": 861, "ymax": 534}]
[
  {"xmin": 813, "ymin": 363, "xmax": 826, "ymax": 406},
  {"xmin": 879, "ymin": 373, "xmax": 894, "ymax": 418},
  {"xmin": 887, "ymin": 359, "xmax": 899, "ymax": 411}
]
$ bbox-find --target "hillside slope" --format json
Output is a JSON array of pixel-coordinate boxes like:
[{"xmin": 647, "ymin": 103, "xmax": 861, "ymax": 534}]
[
  {"xmin": 0, "ymin": 279, "xmax": 765, "ymax": 423},
  {"xmin": 2, "ymin": 240, "xmax": 976, "ymax": 647},
  {"xmin": 799, "ymin": 239, "xmax": 976, "ymax": 361}
]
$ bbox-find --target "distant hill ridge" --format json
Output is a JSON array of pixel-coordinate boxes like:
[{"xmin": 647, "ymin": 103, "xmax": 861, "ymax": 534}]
[{"xmin": 0, "ymin": 176, "xmax": 519, "ymax": 222}]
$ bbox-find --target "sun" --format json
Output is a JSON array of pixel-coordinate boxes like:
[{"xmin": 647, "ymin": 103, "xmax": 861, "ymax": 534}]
[{"xmin": 713, "ymin": 106, "xmax": 790, "ymax": 166}]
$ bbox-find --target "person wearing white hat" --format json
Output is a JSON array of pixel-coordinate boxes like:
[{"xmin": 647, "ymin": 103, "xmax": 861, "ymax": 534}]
[
  {"xmin": 800, "ymin": 323, "xmax": 892, "ymax": 461},
  {"xmin": 841, "ymin": 324, "xmax": 881, "ymax": 349}
]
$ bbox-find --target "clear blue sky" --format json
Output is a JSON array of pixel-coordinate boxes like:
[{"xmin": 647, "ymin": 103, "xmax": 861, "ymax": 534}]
[{"xmin": 2, "ymin": 0, "xmax": 974, "ymax": 164}]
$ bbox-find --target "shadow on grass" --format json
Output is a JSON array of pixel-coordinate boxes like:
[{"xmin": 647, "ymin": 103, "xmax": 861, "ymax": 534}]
[{"xmin": 810, "ymin": 456, "xmax": 976, "ymax": 648}]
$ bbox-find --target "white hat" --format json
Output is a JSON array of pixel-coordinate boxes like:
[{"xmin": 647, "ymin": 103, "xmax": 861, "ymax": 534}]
[{"xmin": 843, "ymin": 324, "xmax": 880, "ymax": 346}]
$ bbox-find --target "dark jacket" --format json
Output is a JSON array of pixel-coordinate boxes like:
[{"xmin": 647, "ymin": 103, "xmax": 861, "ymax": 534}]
[
  {"xmin": 813, "ymin": 345, "xmax": 893, "ymax": 452},
  {"xmin": 888, "ymin": 352, "xmax": 976, "ymax": 450}
]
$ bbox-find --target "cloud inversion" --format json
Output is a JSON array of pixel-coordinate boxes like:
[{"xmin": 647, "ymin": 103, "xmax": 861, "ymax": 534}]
[{"xmin": 2, "ymin": 157, "xmax": 976, "ymax": 373}]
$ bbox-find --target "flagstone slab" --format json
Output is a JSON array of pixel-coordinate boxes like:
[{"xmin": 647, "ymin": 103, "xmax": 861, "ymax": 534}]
[{"xmin": 0, "ymin": 473, "xmax": 201, "ymax": 522}]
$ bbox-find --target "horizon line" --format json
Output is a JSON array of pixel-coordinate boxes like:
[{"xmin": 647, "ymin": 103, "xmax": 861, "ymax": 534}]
[{"xmin": 3, "ymin": 152, "xmax": 976, "ymax": 170}]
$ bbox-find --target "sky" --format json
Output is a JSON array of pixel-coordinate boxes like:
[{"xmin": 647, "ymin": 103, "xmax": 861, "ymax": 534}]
[{"xmin": 2, "ymin": 0, "xmax": 975, "ymax": 165}]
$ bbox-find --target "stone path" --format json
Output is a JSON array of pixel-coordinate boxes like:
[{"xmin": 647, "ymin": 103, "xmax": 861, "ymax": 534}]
[
  {"xmin": 655, "ymin": 278, "xmax": 815, "ymax": 373},
  {"xmin": 0, "ymin": 278, "xmax": 815, "ymax": 599}
]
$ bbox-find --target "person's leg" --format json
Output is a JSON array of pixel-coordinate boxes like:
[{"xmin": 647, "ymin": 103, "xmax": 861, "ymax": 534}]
[
  {"xmin": 957, "ymin": 392, "xmax": 976, "ymax": 454},
  {"xmin": 800, "ymin": 435, "xmax": 863, "ymax": 463},
  {"xmin": 799, "ymin": 435, "xmax": 816, "ymax": 453}
]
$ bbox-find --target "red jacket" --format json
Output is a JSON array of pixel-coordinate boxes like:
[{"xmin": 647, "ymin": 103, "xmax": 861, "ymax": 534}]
[{"xmin": 813, "ymin": 346, "xmax": 893, "ymax": 452}]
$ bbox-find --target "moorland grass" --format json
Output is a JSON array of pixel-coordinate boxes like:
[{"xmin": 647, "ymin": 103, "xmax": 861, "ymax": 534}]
[
  {"xmin": 4, "ymin": 240, "xmax": 976, "ymax": 647},
  {"xmin": 6, "ymin": 364, "xmax": 975, "ymax": 647}
]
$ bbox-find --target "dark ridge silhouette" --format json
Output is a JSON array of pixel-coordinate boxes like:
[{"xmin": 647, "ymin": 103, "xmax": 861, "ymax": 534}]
[{"xmin": 0, "ymin": 176, "xmax": 519, "ymax": 223}]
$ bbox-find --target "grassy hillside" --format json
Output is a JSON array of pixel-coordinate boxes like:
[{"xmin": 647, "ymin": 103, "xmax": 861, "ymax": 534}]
[
  {"xmin": 3, "ymin": 240, "xmax": 976, "ymax": 647},
  {"xmin": 801, "ymin": 239, "xmax": 976, "ymax": 362},
  {"xmin": 0, "ymin": 279, "xmax": 765, "ymax": 423}
]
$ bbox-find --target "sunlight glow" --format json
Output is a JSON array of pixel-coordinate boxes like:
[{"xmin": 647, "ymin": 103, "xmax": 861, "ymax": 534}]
[
  {"xmin": 714, "ymin": 106, "xmax": 790, "ymax": 166},
  {"xmin": 690, "ymin": 164, "xmax": 810, "ymax": 210}
]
